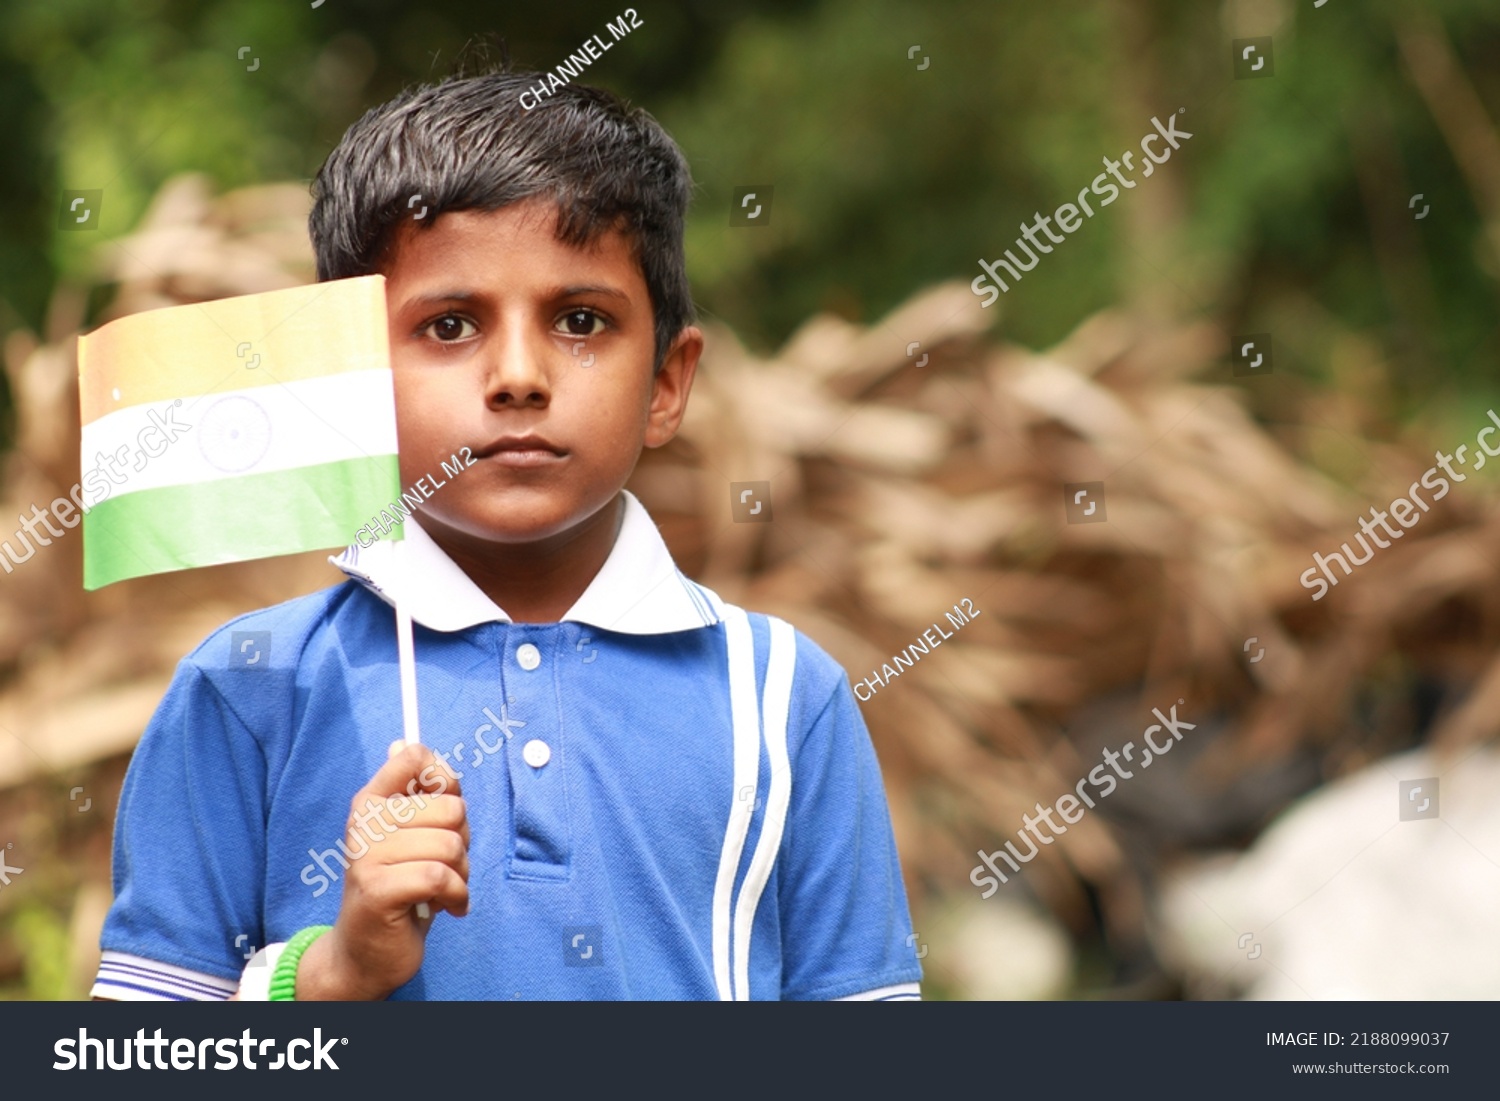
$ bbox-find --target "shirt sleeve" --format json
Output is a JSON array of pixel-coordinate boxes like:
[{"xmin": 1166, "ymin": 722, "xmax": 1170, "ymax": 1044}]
[
  {"xmin": 777, "ymin": 671, "xmax": 924, "ymax": 1000},
  {"xmin": 92, "ymin": 659, "xmax": 270, "ymax": 999}
]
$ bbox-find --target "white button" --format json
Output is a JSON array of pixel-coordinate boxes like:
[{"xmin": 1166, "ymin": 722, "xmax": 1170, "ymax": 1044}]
[
  {"xmin": 516, "ymin": 643, "xmax": 541, "ymax": 670},
  {"xmin": 522, "ymin": 739, "xmax": 551, "ymax": 768}
]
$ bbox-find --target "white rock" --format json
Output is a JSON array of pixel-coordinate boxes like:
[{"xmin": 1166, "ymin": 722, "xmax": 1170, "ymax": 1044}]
[
  {"xmin": 1157, "ymin": 747, "xmax": 1500, "ymax": 999},
  {"xmin": 927, "ymin": 894, "xmax": 1073, "ymax": 1000}
]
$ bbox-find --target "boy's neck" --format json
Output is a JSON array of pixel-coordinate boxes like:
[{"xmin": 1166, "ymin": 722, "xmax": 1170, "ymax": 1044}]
[{"xmin": 414, "ymin": 494, "xmax": 624, "ymax": 624}]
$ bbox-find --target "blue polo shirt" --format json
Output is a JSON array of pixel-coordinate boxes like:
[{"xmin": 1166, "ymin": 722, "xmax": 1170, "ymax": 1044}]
[{"xmin": 92, "ymin": 492, "xmax": 922, "ymax": 1001}]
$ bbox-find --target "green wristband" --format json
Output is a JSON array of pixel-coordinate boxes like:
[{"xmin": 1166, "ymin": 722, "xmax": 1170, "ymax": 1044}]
[{"xmin": 268, "ymin": 925, "xmax": 334, "ymax": 1002}]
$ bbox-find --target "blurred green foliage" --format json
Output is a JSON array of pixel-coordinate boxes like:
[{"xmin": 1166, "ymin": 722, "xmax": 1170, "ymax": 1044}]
[
  {"xmin": 2, "ymin": 0, "xmax": 1498, "ymax": 400},
  {"xmin": 10, "ymin": 903, "xmax": 71, "ymax": 1000}
]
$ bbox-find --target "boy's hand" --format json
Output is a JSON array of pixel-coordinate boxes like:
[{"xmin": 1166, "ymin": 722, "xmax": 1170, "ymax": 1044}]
[{"xmin": 297, "ymin": 741, "xmax": 469, "ymax": 1000}]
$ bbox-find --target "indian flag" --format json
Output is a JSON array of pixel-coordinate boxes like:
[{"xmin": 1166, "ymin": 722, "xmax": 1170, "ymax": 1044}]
[{"xmin": 76, "ymin": 274, "xmax": 401, "ymax": 590}]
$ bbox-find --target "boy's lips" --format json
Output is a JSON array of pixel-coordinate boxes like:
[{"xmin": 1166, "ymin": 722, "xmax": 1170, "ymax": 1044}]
[{"xmin": 473, "ymin": 433, "xmax": 568, "ymax": 468}]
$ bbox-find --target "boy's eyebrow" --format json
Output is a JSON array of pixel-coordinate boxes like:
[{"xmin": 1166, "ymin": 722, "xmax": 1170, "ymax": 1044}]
[
  {"xmin": 404, "ymin": 290, "xmax": 479, "ymax": 307},
  {"xmin": 557, "ymin": 284, "xmax": 631, "ymax": 302},
  {"xmin": 399, "ymin": 284, "xmax": 632, "ymax": 311}
]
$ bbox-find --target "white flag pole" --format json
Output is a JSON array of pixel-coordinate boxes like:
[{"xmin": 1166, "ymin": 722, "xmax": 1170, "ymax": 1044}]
[
  {"xmin": 393, "ymin": 536, "xmax": 431, "ymax": 920},
  {"xmin": 395, "ymin": 551, "xmax": 422, "ymax": 748}
]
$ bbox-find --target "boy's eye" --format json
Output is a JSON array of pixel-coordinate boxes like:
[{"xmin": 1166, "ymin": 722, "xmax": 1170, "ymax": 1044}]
[
  {"xmin": 558, "ymin": 309, "xmax": 606, "ymax": 337},
  {"xmin": 425, "ymin": 315, "xmax": 477, "ymax": 342}
]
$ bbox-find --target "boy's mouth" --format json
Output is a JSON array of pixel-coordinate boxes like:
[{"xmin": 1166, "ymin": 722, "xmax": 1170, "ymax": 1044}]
[{"xmin": 474, "ymin": 433, "xmax": 569, "ymax": 468}]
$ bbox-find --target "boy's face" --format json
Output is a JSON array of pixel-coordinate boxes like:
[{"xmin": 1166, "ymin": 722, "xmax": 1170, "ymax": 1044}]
[{"xmin": 378, "ymin": 197, "xmax": 700, "ymax": 551}]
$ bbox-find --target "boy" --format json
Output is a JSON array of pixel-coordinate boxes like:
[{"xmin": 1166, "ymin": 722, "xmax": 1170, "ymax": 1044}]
[{"xmin": 90, "ymin": 69, "xmax": 922, "ymax": 1001}]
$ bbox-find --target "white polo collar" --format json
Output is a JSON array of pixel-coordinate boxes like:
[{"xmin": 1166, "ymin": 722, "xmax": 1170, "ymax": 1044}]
[{"xmin": 329, "ymin": 490, "xmax": 723, "ymax": 635}]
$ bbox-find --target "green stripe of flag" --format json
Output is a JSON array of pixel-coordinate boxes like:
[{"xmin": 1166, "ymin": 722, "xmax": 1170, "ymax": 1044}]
[{"xmin": 82, "ymin": 456, "xmax": 402, "ymax": 590}]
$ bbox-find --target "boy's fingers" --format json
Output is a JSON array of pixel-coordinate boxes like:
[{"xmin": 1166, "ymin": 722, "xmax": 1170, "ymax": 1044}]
[
  {"xmin": 388, "ymin": 739, "xmax": 404, "ymax": 759},
  {"xmin": 413, "ymin": 747, "xmax": 462, "ymax": 797},
  {"xmin": 365, "ymin": 862, "xmax": 469, "ymax": 918},
  {"xmin": 358, "ymin": 742, "xmax": 462, "ymax": 804},
  {"xmin": 342, "ymin": 791, "xmax": 470, "ymax": 854},
  {"xmin": 364, "ymin": 827, "xmax": 470, "ymax": 881},
  {"xmin": 400, "ymin": 793, "xmax": 469, "ymax": 842},
  {"xmin": 354, "ymin": 791, "xmax": 468, "ymax": 842},
  {"xmin": 425, "ymin": 751, "xmax": 464, "ymax": 790},
  {"xmin": 360, "ymin": 744, "xmax": 428, "ymax": 799}
]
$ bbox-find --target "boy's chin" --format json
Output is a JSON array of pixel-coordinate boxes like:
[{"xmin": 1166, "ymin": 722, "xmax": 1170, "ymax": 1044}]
[{"xmin": 421, "ymin": 496, "xmax": 617, "ymax": 548}]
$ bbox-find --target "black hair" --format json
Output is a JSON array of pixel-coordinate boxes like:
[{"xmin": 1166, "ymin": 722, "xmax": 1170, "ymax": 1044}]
[{"xmin": 308, "ymin": 63, "xmax": 695, "ymax": 371}]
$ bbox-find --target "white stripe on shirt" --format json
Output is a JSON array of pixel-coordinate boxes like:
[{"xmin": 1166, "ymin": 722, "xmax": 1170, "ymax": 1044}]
[
  {"xmin": 834, "ymin": 982, "xmax": 923, "ymax": 1001},
  {"xmin": 679, "ymin": 572, "xmax": 716, "ymax": 626},
  {"xmin": 91, "ymin": 951, "xmax": 237, "ymax": 1001},
  {"xmin": 731, "ymin": 615, "xmax": 796, "ymax": 1000},
  {"xmin": 712, "ymin": 606, "xmax": 760, "ymax": 1001}
]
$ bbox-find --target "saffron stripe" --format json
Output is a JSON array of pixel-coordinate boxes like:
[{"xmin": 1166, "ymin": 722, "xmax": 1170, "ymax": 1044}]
[{"xmin": 78, "ymin": 276, "xmax": 389, "ymax": 425}]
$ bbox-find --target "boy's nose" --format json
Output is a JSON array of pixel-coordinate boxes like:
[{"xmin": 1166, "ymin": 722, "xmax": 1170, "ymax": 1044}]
[{"xmin": 484, "ymin": 333, "xmax": 552, "ymax": 409}]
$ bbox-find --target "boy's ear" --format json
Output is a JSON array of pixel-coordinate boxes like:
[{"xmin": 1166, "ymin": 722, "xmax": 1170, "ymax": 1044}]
[{"xmin": 644, "ymin": 326, "xmax": 704, "ymax": 449}]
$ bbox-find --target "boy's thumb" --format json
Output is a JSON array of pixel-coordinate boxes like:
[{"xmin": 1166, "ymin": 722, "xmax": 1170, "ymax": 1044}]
[{"xmin": 389, "ymin": 739, "xmax": 406, "ymax": 759}]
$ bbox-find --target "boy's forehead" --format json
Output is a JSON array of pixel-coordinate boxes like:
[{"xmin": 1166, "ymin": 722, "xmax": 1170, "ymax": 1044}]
[{"xmin": 380, "ymin": 197, "xmax": 637, "ymax": 284}]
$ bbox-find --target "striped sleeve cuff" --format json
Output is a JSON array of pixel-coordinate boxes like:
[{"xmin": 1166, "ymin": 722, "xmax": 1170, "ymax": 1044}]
[
  {"xmin": 833, "ymin": 982, "xmax": 922, "ymax": 1001},
  {"xmin": 91, "ymin": 951, "xmax": 238, "ymax": 1002}
]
